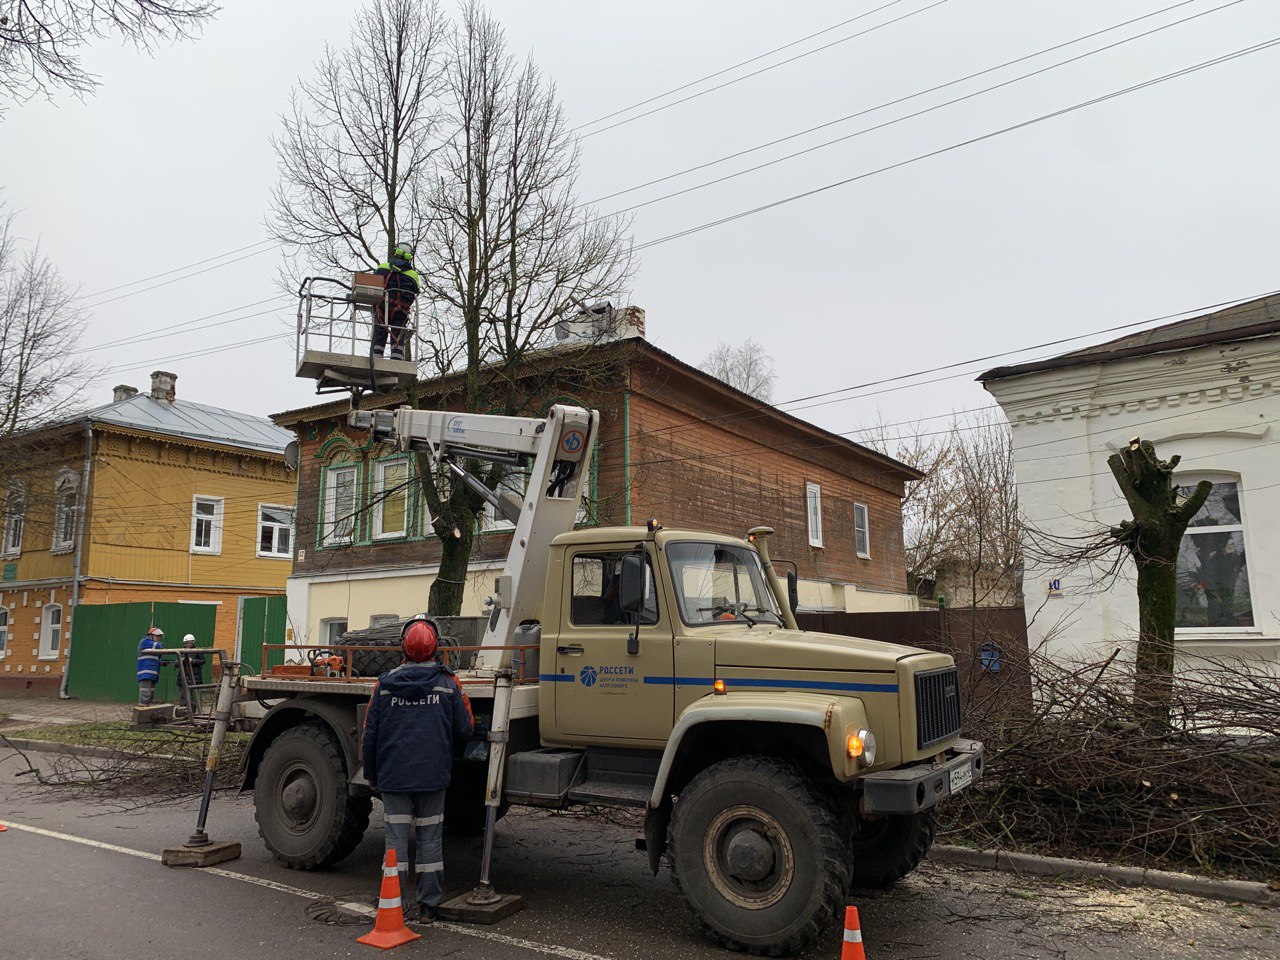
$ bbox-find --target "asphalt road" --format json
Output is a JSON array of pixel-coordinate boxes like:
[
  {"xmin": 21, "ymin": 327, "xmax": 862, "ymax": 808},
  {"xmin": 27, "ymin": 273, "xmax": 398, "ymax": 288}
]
[{"xmin": 0, "ymin": 745, "xmax": 1275, "ymax": 960}]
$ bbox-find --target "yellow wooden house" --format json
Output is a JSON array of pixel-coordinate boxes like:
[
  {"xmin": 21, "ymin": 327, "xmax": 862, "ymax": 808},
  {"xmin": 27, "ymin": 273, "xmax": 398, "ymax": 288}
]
[{"xmin": 0, "ymin": 371, "xmax": 296, "ymax": 696}]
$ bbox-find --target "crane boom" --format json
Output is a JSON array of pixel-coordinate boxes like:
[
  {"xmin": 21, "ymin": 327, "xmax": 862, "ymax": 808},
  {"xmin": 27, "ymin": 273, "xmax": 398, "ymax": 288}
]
[{"xmin": 350, "ymin": 403, "xmax": 598, "ymax": 670}]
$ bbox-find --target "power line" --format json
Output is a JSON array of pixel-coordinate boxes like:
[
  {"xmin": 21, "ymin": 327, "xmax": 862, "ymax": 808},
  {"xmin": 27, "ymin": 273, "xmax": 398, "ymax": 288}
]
[
  {"xmin": 99, "ymin": 331, "xmax": 291, "ymax": 377},
  {"xmin": 588, "ymin": 0, "xmax": 1210, "ymax": 204},
  {"xmin": 634, "ymin": 36, "xmax": 1280, "ymax": 251},
  {"xmin": 79, "ymin": 239, "xmax": 276, "ymax": 300},
  {"xmin": 83, "ymin": 245, "xmax": 278, "ymax": 310},
  {"xmin": 579, "ymin": 0, "xmax": 949, "ymax": 139},
  {"xmin": 73, "ymin": 296, "xmax": 290, "ymax": 355},
  {"xmin": 609, "ymin": 1, "xmax": 1241, "ymax": 217}
]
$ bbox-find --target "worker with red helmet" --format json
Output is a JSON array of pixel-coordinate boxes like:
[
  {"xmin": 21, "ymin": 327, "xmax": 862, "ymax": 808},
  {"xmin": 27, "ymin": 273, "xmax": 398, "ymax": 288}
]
[{"xmin": 361, "ymin": 615, "xmax": 474, "ymax": 925}]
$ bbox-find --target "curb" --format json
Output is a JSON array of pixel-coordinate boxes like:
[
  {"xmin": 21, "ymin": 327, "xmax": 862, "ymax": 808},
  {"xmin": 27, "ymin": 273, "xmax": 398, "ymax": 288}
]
[
  {"xmin": 930, "ymin": 844, "xmax": 1279, "ymax": 907},
  {"xmin": 0, "ymin": 736, "xmax": 199, "ymax": 765}
]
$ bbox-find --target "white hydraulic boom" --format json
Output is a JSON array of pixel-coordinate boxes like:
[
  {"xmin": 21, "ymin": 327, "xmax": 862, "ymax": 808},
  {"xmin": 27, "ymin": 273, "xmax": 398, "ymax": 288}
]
[{"xmin": 349, "ymin": 403, "xmax": 598, "ymax": 670}]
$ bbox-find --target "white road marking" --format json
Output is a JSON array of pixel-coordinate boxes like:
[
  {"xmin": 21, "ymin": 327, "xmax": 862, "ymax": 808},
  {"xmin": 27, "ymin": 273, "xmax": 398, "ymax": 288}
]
[{"xmin": 0, "ymin": 819, "xmax": 613, "ymax": 960}]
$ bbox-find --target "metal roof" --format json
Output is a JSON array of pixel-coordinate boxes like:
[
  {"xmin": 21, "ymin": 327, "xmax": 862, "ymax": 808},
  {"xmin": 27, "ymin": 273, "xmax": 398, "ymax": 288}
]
[
  {"xmin": 980, "ymin": 294, "xmax": 1280, "ymax": 382},
  {"xmin": 82, "ymin": 392, "xmax": 293, "ymax": 455}
]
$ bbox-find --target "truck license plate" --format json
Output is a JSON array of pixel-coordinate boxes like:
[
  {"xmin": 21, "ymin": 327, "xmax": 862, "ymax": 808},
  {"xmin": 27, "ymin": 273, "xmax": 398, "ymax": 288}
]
[{"xmin": 949, "ymin": 762, "xmax": 974, "ymax": 794}]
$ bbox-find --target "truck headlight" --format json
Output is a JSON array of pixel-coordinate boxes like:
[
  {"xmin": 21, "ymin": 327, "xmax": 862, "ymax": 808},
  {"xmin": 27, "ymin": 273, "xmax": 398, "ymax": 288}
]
[{"xmin": 846, "ymin": 729, "xmax": 877, "ymax": 768}]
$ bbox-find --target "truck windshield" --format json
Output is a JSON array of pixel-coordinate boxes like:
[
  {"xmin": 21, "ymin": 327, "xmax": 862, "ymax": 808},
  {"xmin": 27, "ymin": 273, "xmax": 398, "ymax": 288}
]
[{"xmin": 666, "ymin": 541, "xmax": 783, "ymax": 627}]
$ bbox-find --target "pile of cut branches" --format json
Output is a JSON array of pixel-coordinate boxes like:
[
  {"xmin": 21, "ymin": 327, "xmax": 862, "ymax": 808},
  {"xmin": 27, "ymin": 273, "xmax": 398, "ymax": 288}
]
[{"xmin": 940, "ymin": 650, "xmax": 1280, "ymax": 882}]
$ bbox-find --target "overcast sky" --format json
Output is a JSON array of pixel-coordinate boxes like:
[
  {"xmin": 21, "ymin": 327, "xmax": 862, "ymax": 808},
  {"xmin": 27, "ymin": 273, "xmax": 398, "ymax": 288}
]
[{"xmin": 4, "ymin": 0, "xmax": 1279, "ymax": 443}]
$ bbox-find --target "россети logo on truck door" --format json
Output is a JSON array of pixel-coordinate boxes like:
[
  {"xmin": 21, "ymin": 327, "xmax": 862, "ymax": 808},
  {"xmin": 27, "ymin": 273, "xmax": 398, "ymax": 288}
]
[{"xmin": 578, "ymin": 665, "xmax": 636, "ymax": 690}]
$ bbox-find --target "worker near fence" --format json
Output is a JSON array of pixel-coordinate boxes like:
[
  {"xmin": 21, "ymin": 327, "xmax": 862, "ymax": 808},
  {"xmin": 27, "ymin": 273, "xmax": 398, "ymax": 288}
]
[
  {"xmin": 361, "ymin": 616, "xmax": 473, "ymax": 924},
  {"xmin": 176, "ymin": 633, "xmax": 207, "ymax": 714},
  {"xmin": 372, "ymin": 244, "xmax": 420, "ymax": 361},
  {"xmin": 136, "ymin": 627, "xmax": 165, "ymax": 706}
]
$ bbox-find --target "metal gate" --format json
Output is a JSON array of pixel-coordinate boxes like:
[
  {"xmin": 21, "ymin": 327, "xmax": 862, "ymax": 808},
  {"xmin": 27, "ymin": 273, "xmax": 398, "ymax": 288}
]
[
  {"xmin": 237, "ymin": 596, "xmax": 288, "ymax": 676},
  {"xmin": 65, "ymin": 602, "xmax": 217, "ymax": 704}
]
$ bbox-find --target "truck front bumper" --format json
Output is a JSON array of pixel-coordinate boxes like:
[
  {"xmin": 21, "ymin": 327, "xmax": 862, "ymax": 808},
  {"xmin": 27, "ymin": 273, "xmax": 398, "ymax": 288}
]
[{"xmin": 860, "ymin": 739, "xmax": 984, "ymax": 816}]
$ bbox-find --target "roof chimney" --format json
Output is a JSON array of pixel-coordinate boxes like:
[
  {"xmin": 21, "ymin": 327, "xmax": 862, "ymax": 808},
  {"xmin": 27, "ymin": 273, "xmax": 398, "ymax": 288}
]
[
  {"xmin": 112, "ymin": 384, "xmax": 139, "ymax": 403},
  {"xmin": 149, "ymin": 370, "xmax": 177, "ymax": 403},
  {"xmin": 617, "ymin": 306, "xmax": 645, "ymax": 339}
]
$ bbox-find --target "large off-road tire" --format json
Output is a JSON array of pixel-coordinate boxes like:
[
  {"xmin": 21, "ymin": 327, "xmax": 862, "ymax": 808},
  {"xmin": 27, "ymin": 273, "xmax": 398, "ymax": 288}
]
[
  {"xmin": 669, "ymin": 757, "xmax": 848, "ymax": 956},
  {"xmin": 254, "ymin": 721, "xmax": 370, "ymax": 869},
  {"xmin": 847, "ymin": 809, "xmax": 935, "ymax": 889}
]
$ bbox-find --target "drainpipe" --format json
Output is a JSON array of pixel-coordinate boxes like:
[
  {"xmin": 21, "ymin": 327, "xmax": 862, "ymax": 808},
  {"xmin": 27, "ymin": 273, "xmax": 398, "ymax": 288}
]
[
  {"xmin": 622, "ymin": 389, "xmax": 632, "ymax": 526},
  {"xmin": 59, "ymin": 420, "xmax": 93, "ymax": 699}
]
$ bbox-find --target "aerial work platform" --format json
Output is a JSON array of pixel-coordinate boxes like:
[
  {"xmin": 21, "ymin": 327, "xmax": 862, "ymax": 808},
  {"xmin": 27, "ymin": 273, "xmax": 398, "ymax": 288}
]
[{"xmin": 295, "ymin": 273, "xmax": 418, "ymax": 394}]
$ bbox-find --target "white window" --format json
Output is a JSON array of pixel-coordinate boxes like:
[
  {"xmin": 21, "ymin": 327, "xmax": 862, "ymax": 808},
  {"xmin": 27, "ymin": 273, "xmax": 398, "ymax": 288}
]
[
  {"xmin": 51, "ymin": 473, "xmax": 78, "ymax": 554},
  {"xmin": 2, "ymin": 483, "xmax": 24, "ymax": 558},
  {"xmin": 190, "ymin": 496, "xmax": 224, "ymax": 555},
  {"xmin": 320, "ymin": 618, "xmax": 348, "ymax": 645},
  {"xmin": 374, "ymin": 460, "xmax": 409, "ymax": 539},
  {"xmin": 369, "ymin": 613, "xmax": 400, "ymax": 628},
  {"xmin": 258, "ymin": 505, "xmax": 294, "ymax": 558},
  {"xmin": 1176, "ymin": 477, "xmax": 1253, "ymax": 629},
  {"xmin": 0, "ymin": 607, "xmax": 8, "ymax": 656},
  {"xmin": 324, "ymin": 465, "xmax": 359, "ymax": 545},
  {"xmin": 806, "ymin": 483, "xmax": 823, "ymax": 548},
  {"xmin": 480, "ymin": 468, "xmax": 530, "ymax": 533},
  {"xmin": 854, "ymin": 503, "xmax": 871, "ymax": 559},
  {"xmin": 39, "ymin": 603, "xmax": 61, "ymax": 659}
]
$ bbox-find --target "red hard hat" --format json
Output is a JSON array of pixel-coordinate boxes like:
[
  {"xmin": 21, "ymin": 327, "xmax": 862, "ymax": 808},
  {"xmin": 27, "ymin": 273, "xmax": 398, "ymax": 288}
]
[{"xmin": 402, "ymin": 617, "xmax": 439, "ymax": 663}]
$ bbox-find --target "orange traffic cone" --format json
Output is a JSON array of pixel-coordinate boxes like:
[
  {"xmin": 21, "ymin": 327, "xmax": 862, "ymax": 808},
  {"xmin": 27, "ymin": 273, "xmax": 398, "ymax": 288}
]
[
  {"xmin": 0, "ymin": 823, "xmax": 7, "ymax": 832},
  {"xmin": 840, "ymin": 905, "xmax": 865, "ymax": 960},
  {"xmin": 357, "ymin": 850, "xmax": 421, "ymax": 949}
]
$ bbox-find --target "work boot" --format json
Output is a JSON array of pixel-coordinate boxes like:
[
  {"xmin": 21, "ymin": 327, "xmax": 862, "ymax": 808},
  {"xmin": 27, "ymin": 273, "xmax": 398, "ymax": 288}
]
[{"xmin": 415, "ymin": 905, "xmax": 438, "ymax": 926}]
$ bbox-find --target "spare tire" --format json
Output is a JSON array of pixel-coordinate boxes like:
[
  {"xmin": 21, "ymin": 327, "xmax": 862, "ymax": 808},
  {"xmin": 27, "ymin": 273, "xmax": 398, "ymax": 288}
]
[{"xmin": 340, "ymin": 615, "xmax": 488, "ymax": 677}]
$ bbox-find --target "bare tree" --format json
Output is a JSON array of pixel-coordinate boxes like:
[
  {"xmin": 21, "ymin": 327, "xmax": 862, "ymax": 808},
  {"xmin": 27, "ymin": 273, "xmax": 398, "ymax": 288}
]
[
  {"xmin": 859, "ymin": 408, "xmax": 1021, "ymax": 610},
  {"xmin": 0, "ymin": 203, "xmax": 95, "ymax": 444},
  {"xmin": 699, "ymin": 338, "xmax": 776, "ymax": 401},
  {"xmin": 0, "ymin": 1, "xmax": 217, "ymax": 109},
  {"xmin": 415, "ymin": 1, "xmax": 633, "ymax": 615},
  {"xmin": 268, "ymin": 0, "xmax": 447, "ymax": 277},
  {"xmin": 271, "ymin": 0, "xmax": 634, "ymax": 615}
]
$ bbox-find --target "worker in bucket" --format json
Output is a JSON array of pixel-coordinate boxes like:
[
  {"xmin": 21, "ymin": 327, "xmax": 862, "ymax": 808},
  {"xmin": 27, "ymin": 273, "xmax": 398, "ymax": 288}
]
[
  {"xmin": 361, "ymin": 615, "xmax": 473, "ymax": 925},
  {"xmin": 136, "ymin": 627, "xmax": 165, "ymax": 706},
  {"xmin": 372, "ymin": 243, "xmax": 420, "ymax": 361}
]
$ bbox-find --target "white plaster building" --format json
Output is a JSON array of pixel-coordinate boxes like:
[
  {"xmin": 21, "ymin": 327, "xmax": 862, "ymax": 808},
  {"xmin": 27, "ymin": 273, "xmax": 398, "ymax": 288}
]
[{"xmin": 981, "ymin": 295, "xmax": 1280, "ymax": 673}]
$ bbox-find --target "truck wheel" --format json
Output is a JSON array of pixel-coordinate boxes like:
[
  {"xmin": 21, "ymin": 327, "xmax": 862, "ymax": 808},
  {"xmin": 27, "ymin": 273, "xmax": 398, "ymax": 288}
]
[
  {"xmin": 847, "ymin": 810, "xmax": 935, "ymax": 889},
  {"xmin": 669, "ymin": 757, "xmax": 848, "ymax": 956},
  {"xmin": 254, "ymin": 721, "xmax": 369, "ymax": 869}
]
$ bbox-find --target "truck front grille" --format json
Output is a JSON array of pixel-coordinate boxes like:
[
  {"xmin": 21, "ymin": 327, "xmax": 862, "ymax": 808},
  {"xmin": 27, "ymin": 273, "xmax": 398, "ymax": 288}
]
[{"xmin": 915, "ymin": 666, "xmax": 962, "ymax": 750}]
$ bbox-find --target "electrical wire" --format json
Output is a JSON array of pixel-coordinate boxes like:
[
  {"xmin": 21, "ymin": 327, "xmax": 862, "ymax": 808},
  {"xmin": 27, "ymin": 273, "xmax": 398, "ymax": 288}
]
[
  {"xmin": 608, "ymin": 0, "xmax": 1242, "ymax": 217},
  {"xmin": 634, "ymin": 36, "xmax": 1280, "ymax": 251},
  {"xmin": 82, "ymin": 245, "xmax": 278, "ymax": 310},
  {"xmin": 73, "ymin": 297, "xmax": 290, "ymax": 355},
  {"xmin": 588, "ymin": 0, "xmax": 1213, "ymax": 204},
  {"xmin": 574, "ymin": 0, "xmax": 926, "ymax": 134},
  {"xmin": 79, "ymin": 239, "xmax": 277, "ymax": 300}
]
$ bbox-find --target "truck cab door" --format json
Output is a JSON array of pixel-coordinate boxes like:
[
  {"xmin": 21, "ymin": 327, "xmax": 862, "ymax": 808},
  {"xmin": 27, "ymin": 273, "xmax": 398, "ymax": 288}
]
[{"xmin": 552, "ymin": 545, "xmax": 674, "ymax": 744}]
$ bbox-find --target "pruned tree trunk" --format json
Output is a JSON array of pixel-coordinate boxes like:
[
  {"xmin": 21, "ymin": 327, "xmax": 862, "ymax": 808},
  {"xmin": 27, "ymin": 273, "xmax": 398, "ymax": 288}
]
[{"xmin": 1106, "ymin": 438, "xmax": 1211, "ymax": 729}]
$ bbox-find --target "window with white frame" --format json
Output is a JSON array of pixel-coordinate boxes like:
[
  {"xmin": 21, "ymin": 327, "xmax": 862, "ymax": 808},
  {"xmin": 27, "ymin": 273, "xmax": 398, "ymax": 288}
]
[
  {"xmin": 1175, "ymin": 477, "xmax": 1253, "ymax": 629},
  {"xmin": 320, "ymin": 618, "xmax": 348, "ymax": 645},
  {"xmin": 0, "ymin": 607, "xmax": 8, "ymax": 656},
  {"xmin": 190, "ymin": 496, "xmax": 224, "ymax": 555},
  {"xmin": 854, "ymin": 503, "xmax": 871, "ymax": 559},
  {"xmin": 806, "ymin": 483, "xmax": 823, "ymax": 548},
  {"xmin": 258, "ymin": 505, "xmax": 294, "ymax": 558},
  {"xmin": 369, "ymin": 613, "xmax": 400, "ymax": 628},
  {"xmin": 324, "ymin": 465, "xmax": 359, "ymax": 545},
  {"xmin": 479, "ymin": 468, "xmax": 530, "ymax": 533},
  {"xmin": 51, "ymin": 473, "xmax": 78, "ymax": 553},
  {"xmin": 374, "ymin": 460, "xmax": 409, "ymax": 539},
  {"xmin": 2, "ymin": 482, "xmax": 24, "ymax": 558},
  {"xmin": 39, "ymin": 603, "xmax": 61, "ymax": 659}
]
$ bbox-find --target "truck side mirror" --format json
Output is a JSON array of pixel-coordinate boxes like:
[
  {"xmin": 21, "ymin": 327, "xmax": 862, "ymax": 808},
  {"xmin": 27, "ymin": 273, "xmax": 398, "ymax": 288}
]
[
  {"xmin": 787, "ymin": 571, "xmax": 799, "ymax": 615},
  {"xmin": 619, "ymin": 554, "xmax": 646, "ymax": 615}
]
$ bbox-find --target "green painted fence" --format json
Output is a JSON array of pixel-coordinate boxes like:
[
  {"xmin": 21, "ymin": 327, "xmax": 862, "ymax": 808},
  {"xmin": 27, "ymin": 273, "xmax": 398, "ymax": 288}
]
[
  {"xmin": 66, "ymin": 601, "xmax": 218, "ymax": 704},
  {"xmin": 238, "ymin": 596, "xmax": 288, "ymax": 676}
]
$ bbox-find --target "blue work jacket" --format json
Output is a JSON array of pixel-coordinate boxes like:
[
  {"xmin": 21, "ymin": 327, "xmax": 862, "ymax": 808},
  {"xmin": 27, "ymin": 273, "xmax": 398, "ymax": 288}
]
[
  {"xmin": 361, "ymin": 661, "xmax": 474, "ymax": 793},
  {"xmin": 136, "ymin": 637, "xmax": 163, "ymax": 682}
]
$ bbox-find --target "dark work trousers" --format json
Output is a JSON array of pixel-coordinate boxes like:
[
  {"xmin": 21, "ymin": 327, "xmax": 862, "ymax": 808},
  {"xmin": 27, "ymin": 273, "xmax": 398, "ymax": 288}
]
[
  {"xmin": 372, "ymin": 294, "xmax": 412, "ymax": 356},
  {"xmin": 381, "ymin": 790, "xmax": 447, "ymax": 909},
  {"xmin": 137, "ymin": 680, "xmax": 156, "ymax": 706}
]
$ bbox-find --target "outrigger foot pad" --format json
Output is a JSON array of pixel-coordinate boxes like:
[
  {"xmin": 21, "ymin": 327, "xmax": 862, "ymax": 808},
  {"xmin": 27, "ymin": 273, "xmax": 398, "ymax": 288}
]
[
  {"xmin": 161, "ymin": 839, "xmax": 241, "ymax": 867},
  {"xmin": 438, "ymin": 885, "xmax": 524, "ymax": 924}
]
